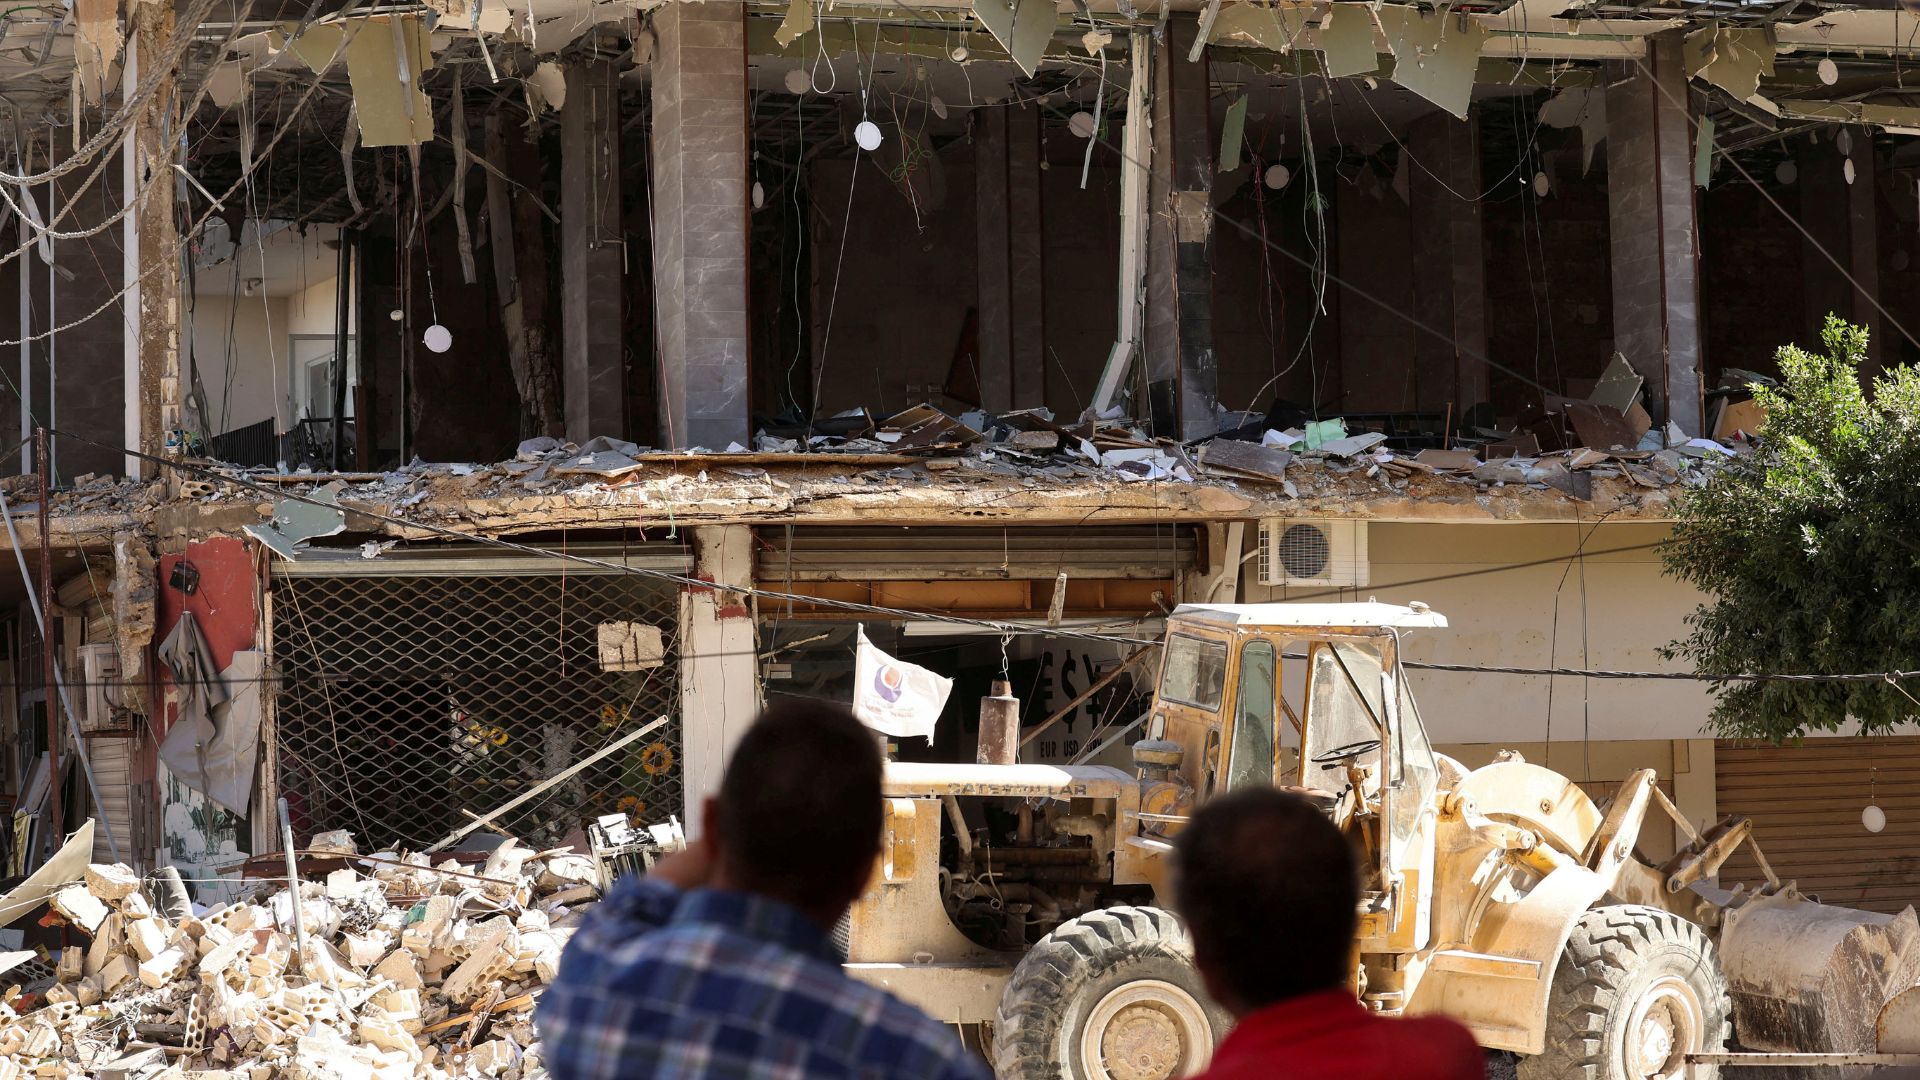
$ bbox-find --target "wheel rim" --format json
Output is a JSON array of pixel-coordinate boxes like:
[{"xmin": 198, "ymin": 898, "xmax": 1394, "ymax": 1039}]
[
  {"xmin": 1076, "ymin": 978, "xmax": 1212, "ymax": 1080},
  {"xmin": 1623, "ymin": 975, "xmax": 1704, "ymax": 1080}
]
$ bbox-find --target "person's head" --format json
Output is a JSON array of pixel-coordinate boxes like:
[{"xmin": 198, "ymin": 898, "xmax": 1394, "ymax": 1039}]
[
  {"xmin": 702, "ymin": 699, "xmax": 884, "ymax": 928},
  {"xmin": 1173, "ymin": 787, "xmax": 1358, "ymax": 1015}
]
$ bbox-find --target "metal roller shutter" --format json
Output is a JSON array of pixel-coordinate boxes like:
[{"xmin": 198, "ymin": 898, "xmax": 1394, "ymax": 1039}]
[
  {"xmin": 1716, "ymin": 736, "xmax": 1920, "ymax": 914},
  {"xmin": 757, "ymin": 526, "xmax": 1197, "ymax": 581}
]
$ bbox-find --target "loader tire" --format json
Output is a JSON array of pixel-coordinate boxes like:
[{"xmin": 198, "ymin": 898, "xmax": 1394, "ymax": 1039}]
[
  {"xmin": 1521, "ymin": 904, "xmax": 1731, "ymax": 1080},
  {"xmin": 992, "ymin": 905, "xmax": 1229, "ymax": 1080}
]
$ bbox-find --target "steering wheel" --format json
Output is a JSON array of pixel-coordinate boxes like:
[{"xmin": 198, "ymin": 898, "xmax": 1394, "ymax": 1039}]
[{"xmin": 1310, "ymin": 739, "xmax": 1383, "ymax": 766}]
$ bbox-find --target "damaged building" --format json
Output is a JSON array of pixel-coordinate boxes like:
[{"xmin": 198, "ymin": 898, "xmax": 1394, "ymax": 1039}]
[{"xmin": 0, "ymin": 0, "xmax": 1904, "ymax": 945}]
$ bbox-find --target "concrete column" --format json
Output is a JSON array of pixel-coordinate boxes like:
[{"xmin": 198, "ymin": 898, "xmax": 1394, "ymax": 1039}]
[
  {"xmin": 127, "ymin": 2, "xmax": 181, "ymax": 475},
  {"xmin": 560, "ymin": 55, "xmax": 625, "ymax": 443},
  {"xmin": 1796, "ymin": 131, "xmax": 1880, "ymax": 367},
  {"xmin": 678, "ymin": 524, "xmax": 758, "ymax": 838},
  {"xmin": 650, "ymin": 2, "xmax": 751, "ymax": 451},
  {"xmin": 974, "ymin": 106, "xmax": 1047, "ymax": 412},
  {"xmin": 1605, "ymin": 32, "xmax": 1705, "ymax": 434},
  {"xmin": 1407, "ymin": 111, "xmax": 1489, "ymax": 412},
  {"xmin": 1143, "ymin": 18, "xmax": 1218, "ymax": 441}
]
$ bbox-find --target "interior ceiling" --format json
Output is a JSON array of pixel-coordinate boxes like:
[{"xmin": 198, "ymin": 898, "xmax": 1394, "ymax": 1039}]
[{"xmin": 0, "ymin": 0, "xmax": 1910, "ymax": 226}]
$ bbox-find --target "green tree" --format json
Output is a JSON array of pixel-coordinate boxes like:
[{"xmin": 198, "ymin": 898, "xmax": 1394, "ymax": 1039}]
[{"xmin": 1663, "ymin": 317, "xmax": 1920, "ymax": 741}]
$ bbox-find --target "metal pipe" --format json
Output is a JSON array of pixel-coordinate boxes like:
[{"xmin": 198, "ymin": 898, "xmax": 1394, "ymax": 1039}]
[
  {"xmin": 0, "ymin": 483, "xmax": 118, "ymax": 862},
  {"xmin": 941, "ymin": 794, "xmax": 972, "ymax": 865},
  {"xmin": 279, "ymin": 797, "xmax": 310, "ymax": 973},
  {"xmin": 37, "ymin": 427, "xmax": 57, "ymax": 842},
  {"xmin": 43, "ymin": 183, "xmax": 52, "ymax": 481},
  {"xmin": 330, "ymin": 232, "xmax": 352, "ymax": 471}
]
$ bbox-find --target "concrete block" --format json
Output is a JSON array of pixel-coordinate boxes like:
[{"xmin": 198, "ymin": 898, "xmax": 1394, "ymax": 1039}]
[
  {"xmin": 128, "ymin": 917, "xmax": 168, "ymax": 962},
  {"xmin": 99, "ymin": 953, "xmax": 136, "ymax": 994},
  {"xmin": 441, "ymin": 926, "xmax": 519, "ymax": 1003},
  {"xmin": 118, "ymin": 892, "xmax": 152, "ymax": 921},
  {"xmin": 83, "ymin": 863, "xmax": 140, "ymax": 901},
  {"xmin": 466, "ymin": 1039, "xmax": 516, "ymax": 1077},
  {"xmin": 371, "ymin": 948, "xmax": 423, "ymax": 992},
  {"xmin": 139, "ymin": 947, "xmax": 188, "ymax": 988},
  {"xmin": 245, "ymin": 932, "xmax": 290, "ymax": 978},
  {"xmin": 355, "ymin": 1005, "xmax": 416, "ymax": 1055},
  {"xmin": 324, "ymin": 869, "xmax": 361, "ymax": 900},
  {"xmin": 341, "ymin": 932, "xmax": 387, "ymax": 968},
  {"xmin": 49, "ymin": 885, "xmax": 108, "ymax": 934},
  {"xmin": 308, "ymin": 830, "xmax": 357, "ymax": 855},
  {"xmin": 19, "ymin": 1025, "xmax": 54, "ymax": 1058}
]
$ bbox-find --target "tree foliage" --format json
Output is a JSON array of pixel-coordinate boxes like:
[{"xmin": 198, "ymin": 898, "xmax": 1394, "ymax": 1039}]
[{"xmin": 1663, "ymin": 317, "xmax": 1920, "ymax": 741}]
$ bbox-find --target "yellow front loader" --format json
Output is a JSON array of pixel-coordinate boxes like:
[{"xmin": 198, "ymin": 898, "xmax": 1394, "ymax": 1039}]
[{"xmin": 843, "ymin": 601, "xmax": 1920, "ymax": 1080}]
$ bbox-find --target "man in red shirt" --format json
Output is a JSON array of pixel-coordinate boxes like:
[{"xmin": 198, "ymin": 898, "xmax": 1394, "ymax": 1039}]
[{"xmin": 1174, "ymin": 788, "xmax": 1486, "ymax": 1080}]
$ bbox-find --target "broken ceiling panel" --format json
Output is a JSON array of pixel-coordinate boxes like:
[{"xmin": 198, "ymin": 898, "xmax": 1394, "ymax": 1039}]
[
  {"xmin": 1220, "ymin": 94, "xmax": 1249, "ymax": 173},
  {"xmin": 973, "ymin": 0, "xmax": 1056, "ymax": 76},
  {"xmin": 1375, "ymin": 7, "xmax": 1487, "ymax": 119},
  {"xmin": 774, "ymin": 0, "xmax": 815, "ymax": 48},
  {"xmin": 528, "ymin": 61, "xmax": 566, "ymax": 111},
  {"xmin": 204, "ymin": 60, "xmax": 245, "ymax": 109},
  {"xmin": 1683, "ymin": 25, "xmax": 1774, "ymax": 103},
  {"xmin": 344, "ymin": 15, "xmax": 436, "ymax": 148},
  {"xmin": 71, "ymin": 0, "xmax": 121, "ymax": 107},
  {"xmin": 1006, "ymin": 0, "xmax": 1056, "ymax": 78},
  {"xmin": 1538, "ymin": 85, "xmax": 1606, "ymax": 173},
  {"xmin": 277, "ymin": 22, "xmax": 346, "ymax": 73},
  {"xmin": 1777, "ymin": 98, "xmax": 1920, "ymax": 130},
  {"xmin": 1316, "ymin": 3, "xmax": 1380, "ymax": 77},
  {"xmin": 1209, "ymin": 0, "xmax": 1316, "ymax": 52}
]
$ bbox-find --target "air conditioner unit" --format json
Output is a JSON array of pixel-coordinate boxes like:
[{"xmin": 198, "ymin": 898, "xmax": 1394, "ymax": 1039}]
[
  {"xmin": 1257, "ymin": 519, "xmax": 1368, "ymax": 588},
  {"xmin": 76, "ymin": 643, "xmax": 121, "ymax": 733}
]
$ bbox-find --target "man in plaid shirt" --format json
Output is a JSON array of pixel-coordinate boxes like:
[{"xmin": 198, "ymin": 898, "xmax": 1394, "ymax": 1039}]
[{"xmin": 538, "ymin": 700, "xmax": 991, "ymax": 1080}]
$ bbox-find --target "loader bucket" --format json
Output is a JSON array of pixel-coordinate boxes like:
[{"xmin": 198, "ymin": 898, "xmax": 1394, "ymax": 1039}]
[{"xmin": 1716, "ymin": 892, "xmax": 1920, "ymax": 1054}]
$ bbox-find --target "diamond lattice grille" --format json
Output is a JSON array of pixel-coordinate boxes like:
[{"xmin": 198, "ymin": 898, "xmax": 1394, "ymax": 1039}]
[{"xmin": 271, "ymin": 571, "xmax": 682, "ymax": 852}]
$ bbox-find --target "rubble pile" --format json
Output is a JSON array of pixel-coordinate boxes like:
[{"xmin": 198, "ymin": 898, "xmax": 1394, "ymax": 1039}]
[{"xmin": 4, "ymin": 836, "xmax": 604, "ymax": 1079}]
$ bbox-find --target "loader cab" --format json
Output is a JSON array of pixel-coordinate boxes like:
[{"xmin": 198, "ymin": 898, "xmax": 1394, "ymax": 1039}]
[{"xmin": 1143, "ymin": 601, "xmax": 1448, "ymax": 952}]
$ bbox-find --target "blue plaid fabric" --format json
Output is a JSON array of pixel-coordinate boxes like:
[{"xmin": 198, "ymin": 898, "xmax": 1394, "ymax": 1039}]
[{"xmin": 538, "ymin": 875, "xmax": 993, "ymax": 1080}]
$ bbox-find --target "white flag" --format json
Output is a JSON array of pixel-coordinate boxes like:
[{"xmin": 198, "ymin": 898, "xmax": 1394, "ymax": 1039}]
[{"xmin": 852, "ymin": 625, "xmax": 953, "ymax": 742}]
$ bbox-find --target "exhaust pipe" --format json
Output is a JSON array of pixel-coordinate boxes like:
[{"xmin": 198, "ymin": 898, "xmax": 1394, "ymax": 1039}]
[{"xmin": 976, "ymin": 680, "xmax": 1021, "ymax": 766}]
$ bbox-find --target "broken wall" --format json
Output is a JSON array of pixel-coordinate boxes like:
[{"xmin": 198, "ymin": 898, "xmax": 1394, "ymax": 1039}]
[
  {"xmin": 360, "ymin": 210, "xmax": 522, "ymax": 465},
  {"xmin": 188, "ymin": 291, "xmax": 292, "ymax": 439},
  {"xmin": 1482, "ymin": 145, "xmax": 1615, "ymax": 405},
  {"xmin": 154, "ymin": 537, "xmax": 258, "ymax": 902},
  {"xmin": 806, "ymin": 154, "xmax": 980, "ymax": 417},
  {"xmin": 1212, "ymin": 176, "xmax": 1345, "ymax": 417},
  {"xmin": 1040, "ymin": 160, "xmax": 1122, "ymax": 418},
  {"xmin": 1700, "ymin": 181, "xmax": 1805, "ymax": 378},
  {"xmin": 1335, "ymin": 171, "xmax": 1418, "ymax": 412}
]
